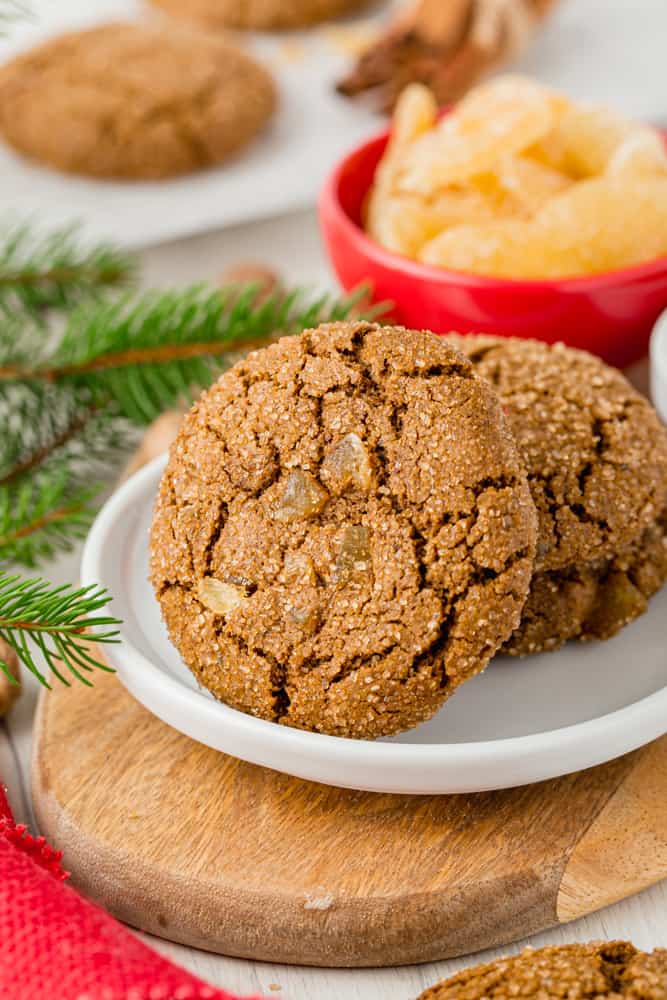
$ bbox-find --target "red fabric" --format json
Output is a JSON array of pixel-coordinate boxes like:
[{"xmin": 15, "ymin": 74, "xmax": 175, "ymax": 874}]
[{"xmin": 0, "ymin": 786, "xmax": 258, "ymax": 1000}]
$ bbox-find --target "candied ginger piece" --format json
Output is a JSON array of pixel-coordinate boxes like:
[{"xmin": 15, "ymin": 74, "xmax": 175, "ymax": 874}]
[
  {"xmin": 284, "ymin": 551, "xmax": 317, "ymax": 586},
  {"xmin": 322, "ymin": 432, "xmax": 374, "ymax": 492},
  {"xmin": 366, "ymin": 186, "xmax": 497, "ymax": 257},
  {"xmin": 418, "ymin": 219, "xmax": 550, "ymax": 278},
  {"xmin": 392, "ymin": 82, "xmax": 439, "ymax": 148},
  {"xmin": 607, "ymin": 128, "xmax": 667, "ymax": 176},
  {"xmin": 375, "ymin": 83, "xmax": 438, "ymax": 191},
  {"xmin": 398, "ymin": 75, "xmax": 558, "ymax": 194},
  {"xmin": 531, "ymin": 104, "xmax": 635, "ymax": 177},
  {"xmin": 287, "ymin": 605, "xmax": 319, "ymax": 633},
  {"xmin": 334, "ymin": 525, "xmax": 372, "ymax": 582},
  {"xmin": 198, "ymin": 577, "xmax": 246, "ymax": 616},
  {"xmin": 490, "ymin": 155, "xmax": 572, "ymax": 215},
  {"xmin": 275, "ymin": 470, "xmax": 328, "ymax": 522},
  {"xmin": 535, "ymin": 175, "xmax": 667, "ymax": 274}
]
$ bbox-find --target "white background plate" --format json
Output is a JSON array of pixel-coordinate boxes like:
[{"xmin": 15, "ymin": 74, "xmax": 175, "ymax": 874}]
[
  {"xmin": 1, "ymin": 0, "xmax": 667, "ymax": 247},
  {"xmin": 0, "ymin": 0, "xmax": 387, "ymax": 247},
  {"xmin": 81, "ymin": 455, "xmax": 667, "ymax": 795}
]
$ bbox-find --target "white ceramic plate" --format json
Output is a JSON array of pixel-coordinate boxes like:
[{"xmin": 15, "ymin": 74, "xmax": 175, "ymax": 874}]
[
  {"xmin": 81, "ymin": 456, "xmax": 667, "ymax": 795},
  {"xmin": 651, "ymin": 310, "xmax": 667, "ymax": 425}
]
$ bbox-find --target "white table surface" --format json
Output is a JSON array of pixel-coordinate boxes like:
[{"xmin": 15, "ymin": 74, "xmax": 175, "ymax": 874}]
[{"xmin": 2, "ymin": 207, "xmax": 666, "ymax": 1000}]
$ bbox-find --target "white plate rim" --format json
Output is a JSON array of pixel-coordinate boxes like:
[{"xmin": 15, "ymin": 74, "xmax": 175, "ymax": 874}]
[{"xmin": 80, "ymin": 455, "xmax": 667, "ymax": 794}]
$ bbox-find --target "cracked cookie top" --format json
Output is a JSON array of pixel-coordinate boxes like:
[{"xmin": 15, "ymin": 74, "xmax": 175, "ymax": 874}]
[
  {"xmin": 0, "ymin": 23, "xmax": 275, "ymax": 179},
  {"xmin": 150, "ymin": 322, "xmax": 537, "ymax": 739},
  {"xmin": 418, "ymin": 942, "xmax": 667, "ymax": 1000},
  {"xmin": 447, "ymin": 335, "xmax": 667, "ymax": 574}
]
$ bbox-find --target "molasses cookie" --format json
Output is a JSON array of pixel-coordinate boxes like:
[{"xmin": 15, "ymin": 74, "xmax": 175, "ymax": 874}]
[
  {"xmin": 149, "ymin": 0, "xmax": 368, "ymax": 31},
  {"xmin": 0, "ymin": 23, "xmax": 275, "ymax": 179},
  {"xmin": 418, "ymin": 941, "xmax": 667, "ymax": 1000},
  {"xmin": 150, "ymin": 322, "xmax": 537, "ymax": 739},
  {"xmin": 447, "ymin": 335, "xmax": 667, "ymax": 654}
]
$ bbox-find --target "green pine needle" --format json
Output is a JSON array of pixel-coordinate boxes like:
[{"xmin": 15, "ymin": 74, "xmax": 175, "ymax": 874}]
[
  {"xmin": 2, "ymin": 281, "xmax": 380, "ymax": 425},
  {"xmin": 0, "ymin": 222, "xmax": 136, "ymax": 317},
  {"xmin": 0, "ymin": 573, "xmax": 119, "ymax": 687},
  {"xmin": 0, "ymin": 470, "xmax": 100, "ymax": 568}
]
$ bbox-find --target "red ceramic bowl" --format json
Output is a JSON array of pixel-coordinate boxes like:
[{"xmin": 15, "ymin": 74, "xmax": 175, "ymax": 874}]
[{"xmin": 319, "ymin": 127, "xmax": 667, "ymax": 368}]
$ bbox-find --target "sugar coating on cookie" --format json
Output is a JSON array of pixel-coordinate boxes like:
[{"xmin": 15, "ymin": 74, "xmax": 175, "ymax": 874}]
[
  {"xmin": 149, "ymin": 0, "xmax": 368, "ymax": 30},
  {"xmin": 418, "ymin": 941, "xmax": 667, "ymax": 1000},
  {"xmin": 447, "ymin": 334, "xmax": 667, "ymax": 654},
  {"xmin": 0, "ymin": 23, "xmax": 275, "ymax": 179},
  {"xmin": 150, "ymin": 322, "xmax": 537, "ymax": 739}
]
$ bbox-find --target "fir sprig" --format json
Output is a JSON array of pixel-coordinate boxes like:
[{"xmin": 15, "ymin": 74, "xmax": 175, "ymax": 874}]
[
  {"xmin": 0, "ymin": 474, "xmax": 99, "ymax": 569},
  {"xmin": 0, "ymin": 282, "xmax": 373, "ymax": 424},
  {"xmin": 0, "ymin": 222, "xmax": 136, "ymax": 317},
  {"xmin": 0, "ymin": 574, "xmax": 119, "ymax": 687}
]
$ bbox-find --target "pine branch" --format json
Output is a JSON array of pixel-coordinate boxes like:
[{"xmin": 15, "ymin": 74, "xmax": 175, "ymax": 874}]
[
  {"xmin": 0, "ymin": 385, "xmax": 136, "ymax": 566},
  {"xmin": 0, "ymin": 222, "xmax": 136, "ymax": 317},
  {"xmin": 0, "ymin": 574, "xmax": 119, "ymax": 687},
  {"xmin": 0, "ymin": 384, "xmax": 130, "ymax": 487},
  {"xmin": 0, "ymin": 471, "xmax": 100, "ymax": 568},
  {"xmin": 0, "ymin": 282, "xmax": 377, "ymax": 424}
]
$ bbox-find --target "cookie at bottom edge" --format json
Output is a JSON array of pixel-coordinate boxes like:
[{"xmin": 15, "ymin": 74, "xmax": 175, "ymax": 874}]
[{"xmin": 418, "ymin": 941, "xmax": 667, "ymax": 1000}]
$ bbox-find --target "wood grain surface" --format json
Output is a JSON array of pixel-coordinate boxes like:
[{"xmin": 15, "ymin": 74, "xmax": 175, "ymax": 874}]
[{"xmin": 32, "ymin": 674, "xmax": 667, "ymax": 968}]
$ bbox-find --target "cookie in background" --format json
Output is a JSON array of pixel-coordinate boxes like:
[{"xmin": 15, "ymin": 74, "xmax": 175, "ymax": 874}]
[
  {"xmin": 147, "ymin": 0, "xmax": 372, "ymax": 31},
  {"xmin": 0, "ymin": 22, "xmax": 276, "ymax": 179}
]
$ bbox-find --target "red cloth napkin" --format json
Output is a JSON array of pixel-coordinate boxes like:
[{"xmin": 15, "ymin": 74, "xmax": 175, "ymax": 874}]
[{"xmin": 0, "ymin": 786, "xmax": 259, "ymax": 1000}]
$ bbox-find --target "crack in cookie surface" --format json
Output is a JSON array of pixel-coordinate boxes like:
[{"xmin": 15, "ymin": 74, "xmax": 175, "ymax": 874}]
[{"xmin": 150, "ymin": 322, "xmax": 536, "ymax": 738}]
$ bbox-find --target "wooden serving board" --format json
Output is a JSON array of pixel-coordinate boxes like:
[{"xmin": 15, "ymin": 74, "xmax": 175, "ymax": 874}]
[
  {"xmin": 31, "ymin": 675, "xmax": 667, "ymax": 968},
  {"xmin": 30, "ymin": 404, "xmax": 667, "ymax": 968}
]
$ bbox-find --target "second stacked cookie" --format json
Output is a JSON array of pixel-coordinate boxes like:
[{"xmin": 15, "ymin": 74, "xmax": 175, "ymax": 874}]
[{"xmin": 448, "ymin": 335, "xmax": 667, "ymax": 655}]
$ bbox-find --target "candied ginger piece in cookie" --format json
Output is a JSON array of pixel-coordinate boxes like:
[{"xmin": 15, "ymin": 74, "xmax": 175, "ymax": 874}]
[
  {"xmin": 150, "ymin": 322, "xmax": 537, "ymax": 739},
  {"xmin": 321, "ymin": 432, "xmax": 374, "ymax": 493},
  {"xmin": 274, "ymin": 470, "xmax": 329, "ymax": 522}
]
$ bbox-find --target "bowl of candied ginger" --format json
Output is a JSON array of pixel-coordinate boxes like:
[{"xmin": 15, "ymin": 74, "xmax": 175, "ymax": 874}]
[{"xmin": 320, "ymin": 75, "xmax": 667, "ymax": 367}]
